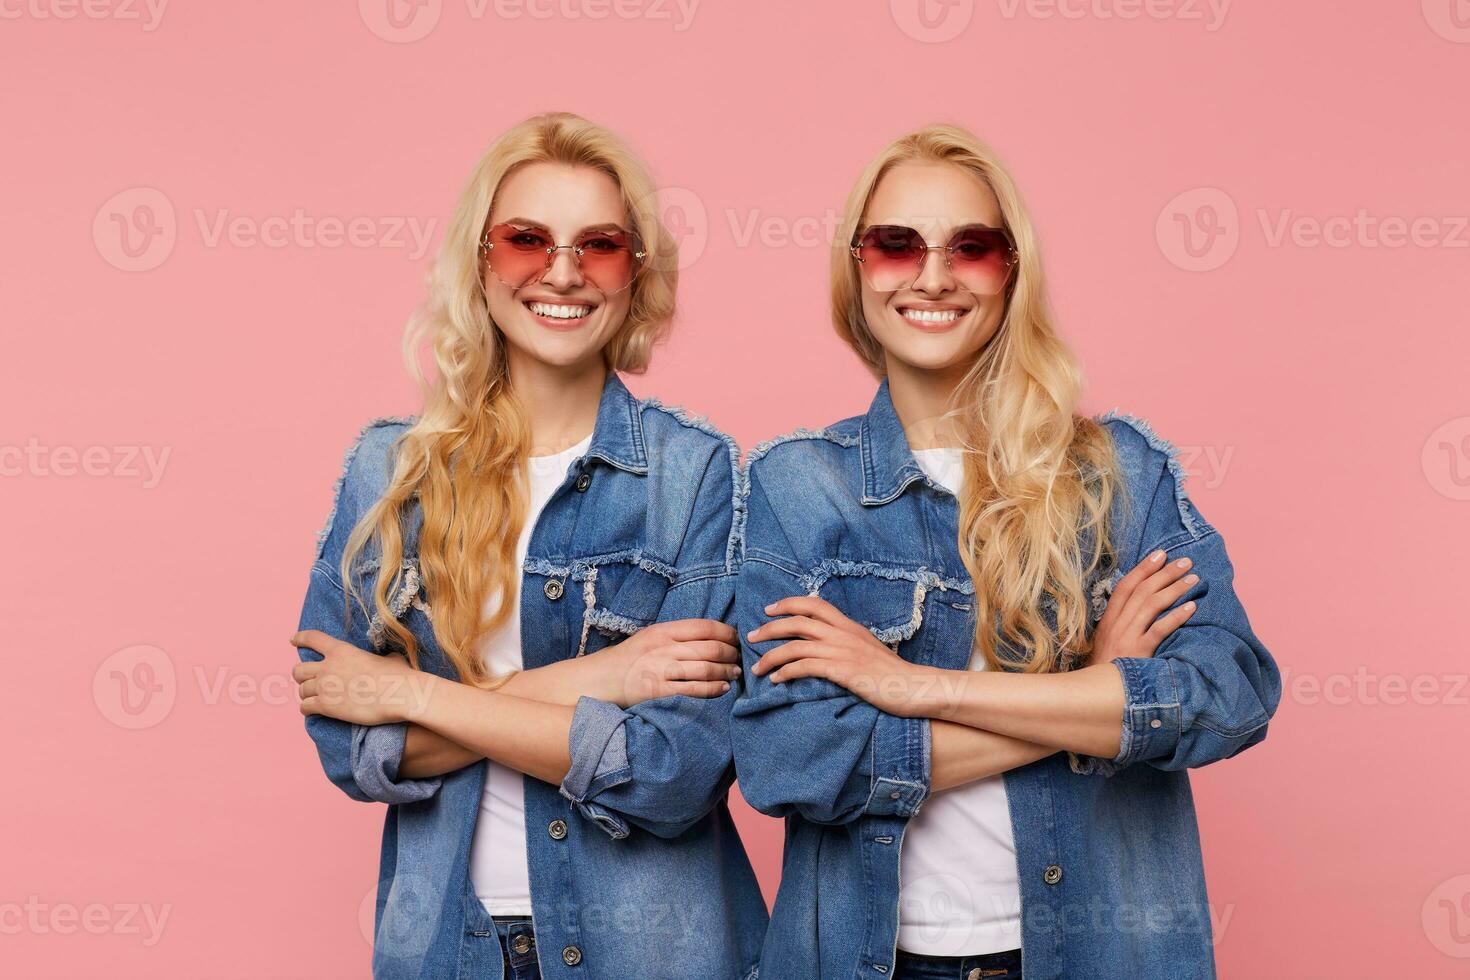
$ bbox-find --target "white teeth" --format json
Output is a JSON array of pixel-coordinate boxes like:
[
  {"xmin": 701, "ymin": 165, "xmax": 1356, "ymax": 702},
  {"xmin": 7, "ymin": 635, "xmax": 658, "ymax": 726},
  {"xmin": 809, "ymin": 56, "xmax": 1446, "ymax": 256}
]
[
  {"xmin": 527, "ymin": 302, "xmax": 591, "ymax": 320},
  {"xmin": 899, "ymin": 308, "xmax": 963, "ymax": 324}
]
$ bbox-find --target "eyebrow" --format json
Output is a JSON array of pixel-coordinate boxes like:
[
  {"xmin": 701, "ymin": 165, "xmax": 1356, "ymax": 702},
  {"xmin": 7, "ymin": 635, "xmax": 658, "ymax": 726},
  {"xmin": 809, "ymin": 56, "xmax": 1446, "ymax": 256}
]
[{"xmin": 496, "ymin": 217, "xmax": 631, "ymax": 236}]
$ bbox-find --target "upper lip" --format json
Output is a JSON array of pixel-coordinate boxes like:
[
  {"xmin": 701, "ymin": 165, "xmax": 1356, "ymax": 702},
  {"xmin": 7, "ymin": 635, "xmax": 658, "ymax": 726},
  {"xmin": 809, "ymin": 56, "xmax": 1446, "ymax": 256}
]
[
  {"xmin": 896, "ymin": 303, "xmax": 970, "ymax": 312},
  {"xmin": 522, "ymin": 296, "xmax": 597, "ymax": 308}
]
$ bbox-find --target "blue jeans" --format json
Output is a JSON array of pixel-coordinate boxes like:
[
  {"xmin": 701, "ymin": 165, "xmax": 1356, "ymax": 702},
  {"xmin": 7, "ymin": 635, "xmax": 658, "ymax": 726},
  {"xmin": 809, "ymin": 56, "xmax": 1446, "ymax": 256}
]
[
  {"xmin": 493, "ymin": 916, "xmax": 540, "ymax": 980},
  {"xmin": 892, "ymin": 946, "xmax": 1022, "ymax": 980}
]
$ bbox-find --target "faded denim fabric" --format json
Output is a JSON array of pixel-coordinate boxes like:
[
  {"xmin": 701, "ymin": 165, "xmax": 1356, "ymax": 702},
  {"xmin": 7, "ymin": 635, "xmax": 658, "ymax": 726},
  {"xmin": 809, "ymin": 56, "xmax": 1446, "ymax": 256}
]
[
  {"xmin": 731, "ymin": 380, "xmax": 1280, "ymax": 980},
  {"xmin": 296, "ymin": 373, "xmax": 766, "ymax": 980}
]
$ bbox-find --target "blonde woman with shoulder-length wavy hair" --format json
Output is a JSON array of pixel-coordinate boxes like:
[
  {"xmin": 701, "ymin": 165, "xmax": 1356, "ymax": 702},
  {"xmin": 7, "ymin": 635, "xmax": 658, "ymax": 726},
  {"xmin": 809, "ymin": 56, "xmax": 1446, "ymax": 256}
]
[
  {"xmin": 291, "ymin": 112, "xmax": 767, "ymax": 978},
  {"xmin": 733, "ymin": 123, "xmax": 1276, "ymax": 979}
]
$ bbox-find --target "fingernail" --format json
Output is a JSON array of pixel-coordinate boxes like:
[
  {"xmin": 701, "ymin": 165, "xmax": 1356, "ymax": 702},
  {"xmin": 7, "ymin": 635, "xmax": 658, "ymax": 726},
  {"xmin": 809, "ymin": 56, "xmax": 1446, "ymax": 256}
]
[
  {"xmin": 1175, "ymin": 557, "xmax": 1192, "ymax": 569},
  {"xmin": 720, "ymin": 682, "xmax": 731, "ymax": 692},
  {"xmin": 1150, "ymin": 550, "xmax": 1165, "ymax": 563},
  {"xmin": 763, "ymin": 603, "xmax": 775, "ymax": 614},
  {"xmin": 745, "ymin": 630, "xmax": 757, "ymax": 642},
  {"xmin": 1184, "ymin": 574, "xmax": 1199, "ymax": 585},
  {"xmin": 732, "ymin": 666, "xmax": 742, "ymax": 674},
  {"xmin": 1184, "ymin": 601, "xmax": 1197, "ymax": 610}
]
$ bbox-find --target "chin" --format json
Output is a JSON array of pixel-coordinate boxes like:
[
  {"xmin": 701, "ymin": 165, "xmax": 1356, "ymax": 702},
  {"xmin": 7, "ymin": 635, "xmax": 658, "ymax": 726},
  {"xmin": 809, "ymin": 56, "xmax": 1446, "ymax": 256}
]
[{"xmin": 501, "ymin": 314, "xmax": 612, "ymax": 367}]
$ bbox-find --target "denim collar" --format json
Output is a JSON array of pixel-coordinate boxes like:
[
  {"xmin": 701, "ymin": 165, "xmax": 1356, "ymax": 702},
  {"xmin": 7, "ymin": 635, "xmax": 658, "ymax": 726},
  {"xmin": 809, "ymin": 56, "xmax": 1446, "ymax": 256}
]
[
  {"xmin": 583, "ymin": 371, "xmax": 649, "ymax": 475},
  {"xmin": 858, "ymin": 379, "xmax": 930, "ymax": 506}
]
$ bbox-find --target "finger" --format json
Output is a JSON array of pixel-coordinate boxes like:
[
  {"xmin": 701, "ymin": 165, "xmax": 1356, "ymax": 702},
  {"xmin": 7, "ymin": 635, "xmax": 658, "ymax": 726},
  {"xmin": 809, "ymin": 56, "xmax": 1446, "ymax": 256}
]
[
  {"xmin": 1122, "ymin": 555, "xmax": 1194, "ymax": 617},
  {"xmin": 667, "ymin": 680, "xmax": 733, "ymax": 699},
  {"xmin": 668, "ymin": 660, "xmax": 742, "ymax": 683},
  {"xmin": 752, "ymin": 640, "xmax": 825, "ymax": 677},
  {"xmin": 670, "ymin": 640, "xmax": 740, "ymax": 664},
  {"xmin": 762, "ymin": 596, "xmax": 864, "ymax": 635},
  {"xmin": 1144, "ymin": 600, "xmax": 1198, "ymax": 647},
  {"xmin": 1110, "ymin": 549, "xmax": 1167, "ymax": 609},
  {"xmin": 747, "ymin": 615, "xmax": 833, "ymax": 645},
  {"xmin": 298, "ymin": 696, "xmax": 321, "ymax": 716},
  {"xmin": 658, "ymin": 619, "xmax": 739, "ymax": 644},
  {"xmin": 291, "ymin": 630, "xmax": 350, "ymax": 656},
  {"xmin": 291, "ymin": 662, "xmax": 321, "ymax": 683},
  {"xmin": 1139, "ymin": 573, "xmax": 1200, "ymax": 621},
  {"xmin": 768, "ymin": 658, "xmax": 833, "ymax": 685},
  {"xmin": 297, "ymin": 678, "xmax": 319, "ymax": 700}
]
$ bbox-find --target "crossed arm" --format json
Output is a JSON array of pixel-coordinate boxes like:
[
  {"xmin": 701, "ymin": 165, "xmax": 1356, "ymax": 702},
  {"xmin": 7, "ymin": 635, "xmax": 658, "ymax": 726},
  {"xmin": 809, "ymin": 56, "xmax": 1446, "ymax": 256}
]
[
  {"xmin": 744, "ymin": 550, "xmax": 1199, "ymax": 791},
  {"xmin": 291, "ymin": 618, "xmax": 742, "ymax": 786}
]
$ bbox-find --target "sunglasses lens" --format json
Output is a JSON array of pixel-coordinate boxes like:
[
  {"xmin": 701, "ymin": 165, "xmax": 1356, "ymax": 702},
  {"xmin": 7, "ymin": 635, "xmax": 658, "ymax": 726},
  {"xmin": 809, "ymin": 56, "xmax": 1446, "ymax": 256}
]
[
  {"xmin": 855, "ymin": 225, "xmax": 926, "ymax": 291},
  {"xmin": 485, "ymin": 224, "xmax": 554, "ymax": 288},
  {"xmin": 574, "ymin": 229, "xmax": 640, "ymax": 293},
  {"xmin": 946, "ymin": 226, "xmax": 1015, "ymax": 295}
]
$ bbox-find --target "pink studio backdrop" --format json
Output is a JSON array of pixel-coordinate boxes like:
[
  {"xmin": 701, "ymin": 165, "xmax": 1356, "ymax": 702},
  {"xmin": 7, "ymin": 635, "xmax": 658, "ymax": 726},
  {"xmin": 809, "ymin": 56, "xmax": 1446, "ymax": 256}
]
[{"xmin": 3, "ymin": 2, "xmax": 1467, "ymax": 978}]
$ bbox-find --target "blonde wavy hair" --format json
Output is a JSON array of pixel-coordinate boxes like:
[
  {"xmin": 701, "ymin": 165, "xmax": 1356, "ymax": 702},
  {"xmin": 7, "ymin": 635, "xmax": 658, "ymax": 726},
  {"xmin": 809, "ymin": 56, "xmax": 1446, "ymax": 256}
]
[
  {"xmin": 339, "ymin": 112, "xmax": 677, "ymax": 686},
  {"xmin": 832, "ymin": 124, "xmax": 1118, "ymax": 673}
]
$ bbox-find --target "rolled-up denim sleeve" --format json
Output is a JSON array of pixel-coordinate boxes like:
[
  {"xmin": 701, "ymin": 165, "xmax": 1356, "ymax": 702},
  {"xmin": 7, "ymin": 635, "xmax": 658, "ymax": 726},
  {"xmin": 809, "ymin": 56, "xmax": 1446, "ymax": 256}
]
[
  {"xmin": 297, "ymin": 563, "xmax": 444, "ymax": 805},
  {"xmin": 556, "ymin": 443, "xmax": 744, "ymax": 840},
  {"xmin": 295, "ymin": 423, "xmax": 443, "ymax": 805},
  {"xmin": 729, "ymin": 467, "xmax": 930, "ymax": 825},
  {"xmin": 1077, "ymin": 438, "xmax": 1281, "ymax": 775},
  {"xmin": 559, "ymin": 695, "xmax": 634, "ymax": 839}
]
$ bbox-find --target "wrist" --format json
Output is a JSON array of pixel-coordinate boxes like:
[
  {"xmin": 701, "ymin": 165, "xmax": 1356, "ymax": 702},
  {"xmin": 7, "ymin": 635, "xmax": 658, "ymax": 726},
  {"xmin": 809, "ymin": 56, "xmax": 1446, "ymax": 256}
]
[
  {"xmin": 895, "ymin": 663, "xmax": 942, "ymax": 718},
  {"xmin": 400, "ymin": 672, "xmax": 442, "ymax": 724}
]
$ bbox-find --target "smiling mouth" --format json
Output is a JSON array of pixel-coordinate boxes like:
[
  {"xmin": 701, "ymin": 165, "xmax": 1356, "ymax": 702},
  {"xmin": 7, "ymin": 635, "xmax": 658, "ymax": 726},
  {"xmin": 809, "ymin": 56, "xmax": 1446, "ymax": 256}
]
[
  {"xmin": 897, "ymin": 306, "xmax": 969, "ymax": 328},
  {"xmin": 524, "ymin": 300, "xmax": 594, "ymax": 326}
]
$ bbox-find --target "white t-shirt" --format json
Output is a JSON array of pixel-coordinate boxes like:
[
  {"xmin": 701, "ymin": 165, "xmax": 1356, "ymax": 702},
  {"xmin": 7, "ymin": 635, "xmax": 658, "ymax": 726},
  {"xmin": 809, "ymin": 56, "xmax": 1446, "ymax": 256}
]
[
  {"xmin": 896, "ymin": 446, "xmax": 1024, "ymax": 956},
  {"xmin": 469, "ymin": 432, "xmax": 593, "ymax": 917}
]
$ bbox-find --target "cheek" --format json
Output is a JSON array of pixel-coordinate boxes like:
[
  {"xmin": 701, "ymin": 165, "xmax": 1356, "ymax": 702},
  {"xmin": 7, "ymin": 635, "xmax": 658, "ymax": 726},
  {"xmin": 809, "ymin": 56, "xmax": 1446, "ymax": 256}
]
[
  {"xmin": 599, "ymin": 290, "xmax": 633, "ymax": 331},
  {"xmin": 859, "ymin": 287, "xmax": 897, "ymax": 344},
  {"xmin": 485, "ymin": 280, "xmax": 522, "ymax": 330}
]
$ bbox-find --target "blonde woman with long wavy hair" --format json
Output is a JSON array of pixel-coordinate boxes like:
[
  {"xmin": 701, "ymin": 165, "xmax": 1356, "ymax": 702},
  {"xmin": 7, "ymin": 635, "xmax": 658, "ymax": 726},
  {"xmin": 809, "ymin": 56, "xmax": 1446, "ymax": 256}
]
[
  {"xmin": 731, "ymin": 125, "xmax": 1279, "ymax": 980},
  {"xmin": 290, "ymin": 112, "xmax": 766, "ymax": 980}
]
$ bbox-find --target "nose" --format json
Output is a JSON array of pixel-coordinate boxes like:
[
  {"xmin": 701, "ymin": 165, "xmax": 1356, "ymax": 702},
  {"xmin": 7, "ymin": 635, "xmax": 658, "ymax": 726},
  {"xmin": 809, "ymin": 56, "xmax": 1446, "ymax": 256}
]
[
  {"xmin": 540, "ymin": 246, "xmax": 584, "ymax": 290},
  {"xmin": 910, "ymin": 246, "xmax": 955, "ymax": 296}
]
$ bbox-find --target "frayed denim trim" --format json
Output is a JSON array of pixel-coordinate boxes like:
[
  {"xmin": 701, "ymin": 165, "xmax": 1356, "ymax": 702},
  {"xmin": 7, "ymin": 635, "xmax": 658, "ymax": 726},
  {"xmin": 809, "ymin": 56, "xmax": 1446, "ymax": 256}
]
[
  {"xmin": 799, "ymin": 559, "xmax": 974, "ymax": 596},
  {"xmin": 642, "ymin": 398, "xmax": 744, "ymax": 574},
  {"xmin": 572, "ymin": 567, "xmax": 649, "ymax": 656},
  {"xmin": 365, "ymin": 557, "xmax": 432, "ymax": 651},
  {"xmin": 1088, "ymin": 566, "xmax": 1125, "ymax": 627},
  {"xmin": 744, "ymin": 427, "xmax": 861, "ymax": 468},
  {"xmin": 1096, "ymin": 410, "xmax": 1210, "ymax": 540},
  {"xmin": 315, "ymin": 415, "xmax": 416, "ymax": 560},
  {"xmin": 522, "ymin": 549, "xmax": 678, "ymax": 583},
  {"xmin": 799, "ymin": 560, "xmax": 973, "ymax": 646}
]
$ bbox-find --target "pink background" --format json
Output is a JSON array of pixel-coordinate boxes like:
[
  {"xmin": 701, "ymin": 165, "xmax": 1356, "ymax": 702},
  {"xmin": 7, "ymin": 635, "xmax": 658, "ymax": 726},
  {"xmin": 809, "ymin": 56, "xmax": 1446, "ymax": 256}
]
[{"xmin": 4, "ymin": 2, "xmax": 1468, "ymax": 977}]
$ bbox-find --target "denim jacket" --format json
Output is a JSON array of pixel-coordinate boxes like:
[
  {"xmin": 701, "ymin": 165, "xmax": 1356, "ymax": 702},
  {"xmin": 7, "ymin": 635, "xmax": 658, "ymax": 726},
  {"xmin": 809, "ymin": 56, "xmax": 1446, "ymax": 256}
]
[
  {"xmin": 296, "ymin": 373, "xmax": 767, "ymax": 980},
  {"xmin": 730, "ymin": 381, "xmax": 1281, "ymax": 980}
]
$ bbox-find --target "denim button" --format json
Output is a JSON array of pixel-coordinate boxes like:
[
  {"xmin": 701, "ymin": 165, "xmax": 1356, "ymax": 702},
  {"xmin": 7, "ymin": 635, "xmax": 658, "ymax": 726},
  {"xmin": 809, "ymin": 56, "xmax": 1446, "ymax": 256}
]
[
  {"xmin": 575, "ymin": 472, "xmax": 592, "ymax": 492},
  {"xmin": 562, "ymin": 945, "xmax": 582, "ymax": 966},
  {"xmin": 548, "ymin": 819, "xmax": 568, "ymax": 840},
  {"xmin": 1043, "ymin": 864, "xmax": 1063, "ymax": 885},
  {"xmin": 967, "ymin": 970, "xmax": 982, "ymax": 980},
  {"xmin": 511, "ymin": 934, "xmax": 533, "ymax": 954},
  {"xmin": 1150, "ymin": 718, "xmax": 1163, "ymax": 729},
  {"xmin": 544, "ymin": 578, "xmax": 565, "ymax": 601}
]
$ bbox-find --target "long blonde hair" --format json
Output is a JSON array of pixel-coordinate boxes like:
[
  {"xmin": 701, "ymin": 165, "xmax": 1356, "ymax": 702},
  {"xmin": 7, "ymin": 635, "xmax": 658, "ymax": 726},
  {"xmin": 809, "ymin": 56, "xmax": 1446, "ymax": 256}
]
[
  {"xmin": 340, "ymin": 112, "xmax": 677, "ymax": 685},
  {"xmin": 831, "ymin": 124, "xmax": 1117, "ymax": 672}
]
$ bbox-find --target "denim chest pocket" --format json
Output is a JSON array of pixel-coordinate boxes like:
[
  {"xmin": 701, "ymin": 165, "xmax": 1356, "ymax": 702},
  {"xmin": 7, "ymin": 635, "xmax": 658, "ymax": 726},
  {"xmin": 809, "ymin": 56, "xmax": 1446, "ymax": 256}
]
[
  {"xmin": 574, "ymin": 556, "xmax": 673, "ymax": 656},
  {"xmin": 806, "ymin": 562, "xmax": 974, "ymax": 654}
]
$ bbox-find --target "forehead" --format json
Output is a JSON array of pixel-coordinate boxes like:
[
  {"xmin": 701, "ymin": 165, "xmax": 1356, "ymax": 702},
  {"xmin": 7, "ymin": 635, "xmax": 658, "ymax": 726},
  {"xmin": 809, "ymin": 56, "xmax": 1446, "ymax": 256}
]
[
  {"xmin": 862, "ymin": 160, "xmax": 1002, "ymax": 235},
  {"xmin": 489, "ymin": 162, "xmax": 627, "ymax": 233}
]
